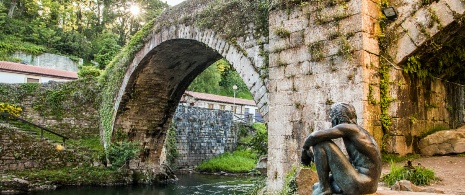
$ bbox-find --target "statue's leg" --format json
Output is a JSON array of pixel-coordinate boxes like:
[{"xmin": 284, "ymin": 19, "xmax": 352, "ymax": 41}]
[
  {"xmin": 313, "ymin": 141, "xmax": 358, "ymax": 194},
  {"xmin": 312, "ymin": 141, "xmax": 334, "ymax": 195}
]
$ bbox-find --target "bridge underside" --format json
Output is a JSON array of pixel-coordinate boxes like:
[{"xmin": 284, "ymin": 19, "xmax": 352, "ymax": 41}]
[{"xmin": 113, "ymin": 39, "xmax": 221, "ymax": 171}]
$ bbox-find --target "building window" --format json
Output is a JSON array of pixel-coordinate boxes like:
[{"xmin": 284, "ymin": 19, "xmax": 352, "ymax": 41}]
[
  {"xmin": 27, "ymin": 78, "xmax": 39, "ymax": 83},
  {"xmin": 208, "ymin": 104, "xmax": 214, "ymax": 109},
  {"xmin": 220, "ymin": 105, "xmax": 225, "ymax": 110},
  {"xmin": 232, "ymin": 106, "xmax": 237, "ymax": 113}
]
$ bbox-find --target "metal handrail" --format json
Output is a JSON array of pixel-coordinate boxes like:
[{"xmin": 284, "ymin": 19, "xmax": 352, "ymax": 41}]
[{"xmin": 0, "ymin": 112, "xmax": 69, "ymax": 146}]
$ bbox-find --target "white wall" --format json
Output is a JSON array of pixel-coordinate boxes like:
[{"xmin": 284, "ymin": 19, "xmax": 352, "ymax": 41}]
[{"xmin": 0, "ymin": 71, "xmax": 72, "ymax": 83}]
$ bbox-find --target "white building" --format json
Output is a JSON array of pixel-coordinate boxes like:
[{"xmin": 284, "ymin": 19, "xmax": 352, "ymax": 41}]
[
  {"xmin": 180, "ymin": 91, "xmax": 263, "ymax": 123},
  {"xmin": 0, "ymin": 61, "xmax": 78, "ymax": 83}
]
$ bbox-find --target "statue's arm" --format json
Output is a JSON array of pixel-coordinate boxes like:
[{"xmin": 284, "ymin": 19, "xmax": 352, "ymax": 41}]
[
  {"xmin": 302, "ymin": 127, "xmax": 345, "ymax": 149},
  {"xmin": 303, "ymin": 124, "xmax": 358, "ymax": 149}
]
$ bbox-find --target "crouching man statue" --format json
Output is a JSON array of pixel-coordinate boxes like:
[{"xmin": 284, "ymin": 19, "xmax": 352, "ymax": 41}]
[{"xmin": 301, "ymin": 103, "xmax": 381, "ymax": 195}]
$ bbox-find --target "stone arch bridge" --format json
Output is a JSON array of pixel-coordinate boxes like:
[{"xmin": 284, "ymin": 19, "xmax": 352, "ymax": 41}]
[{"xmin": 99, "ymin": 0, "xmax": 465, "ymax": 192}]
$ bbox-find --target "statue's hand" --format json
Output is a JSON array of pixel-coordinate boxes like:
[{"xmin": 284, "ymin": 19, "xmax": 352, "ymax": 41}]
[{"xmin": 301, "ymin": 149, "xmax": 314, "ymax": 166}]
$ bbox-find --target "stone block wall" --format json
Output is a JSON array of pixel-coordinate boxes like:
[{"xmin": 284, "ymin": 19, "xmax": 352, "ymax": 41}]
[
  {"xmin": 0, "ymin": 80, "xmax": 101, "ymax": 139},
  {"xmin": 267, "ymin": 0, "xmax": 381, "ymax": 191},
  {"xmin": 385, "ymin": 70, "xmax": 464, "ymax": 155},
  {"xmin": 173, "ymin": 105, "xmax": 235, "ymax": 169},
  {"xmin": 0, "ymin": 124, "xmax": 85, "ymax": 172}
]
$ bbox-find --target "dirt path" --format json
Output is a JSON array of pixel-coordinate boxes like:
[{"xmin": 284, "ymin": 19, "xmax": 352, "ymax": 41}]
[{"xmin": 381, "ymin": 156, "xmax": 465, "ymax": 195}]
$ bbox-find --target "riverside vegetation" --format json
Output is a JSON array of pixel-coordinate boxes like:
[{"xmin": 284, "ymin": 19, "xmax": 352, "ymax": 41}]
[{"xmin": 196, "ymin": 123, "xmax": 268, "ymax": 173}]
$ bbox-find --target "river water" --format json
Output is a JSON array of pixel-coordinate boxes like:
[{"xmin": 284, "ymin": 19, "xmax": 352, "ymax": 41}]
[{"xmin": 31, "ymin": 174, "xmax": 263, "ymax": 195}]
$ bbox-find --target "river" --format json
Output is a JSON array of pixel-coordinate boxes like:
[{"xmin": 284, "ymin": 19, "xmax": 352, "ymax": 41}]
[{"xmin": 31, "ymin": 174, "xmax": 263, "ymax": 195}]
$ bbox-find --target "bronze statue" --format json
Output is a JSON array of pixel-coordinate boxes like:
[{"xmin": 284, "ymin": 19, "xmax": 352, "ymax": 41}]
[{"xmin": 301, "ymin": 103, "xmax": 381, "ymax": 195}]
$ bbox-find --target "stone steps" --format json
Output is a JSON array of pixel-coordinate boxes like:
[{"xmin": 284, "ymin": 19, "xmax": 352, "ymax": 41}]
[{"xmin": 0, "ymin": 122, "xmax": 75, "ymax": 152}]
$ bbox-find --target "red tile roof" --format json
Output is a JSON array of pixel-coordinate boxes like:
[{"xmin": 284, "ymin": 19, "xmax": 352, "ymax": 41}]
[
  {"xmin": 183, "ymin": 91, "xmax": 256, "ymax": 106},
  {"xmin": 0, "ymin": 61, "xmax": 78, "ymax": 79}
]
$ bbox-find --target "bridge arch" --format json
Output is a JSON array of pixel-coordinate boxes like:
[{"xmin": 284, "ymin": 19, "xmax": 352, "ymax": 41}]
[{"xmin": 101, "ymin": 22, "xmax": 268, "ymax": 176}]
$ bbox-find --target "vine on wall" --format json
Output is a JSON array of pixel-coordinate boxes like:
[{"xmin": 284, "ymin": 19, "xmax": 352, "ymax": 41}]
[{"xmin": 98, "ymin": 19, "xmax": 156, "ymax": 150}]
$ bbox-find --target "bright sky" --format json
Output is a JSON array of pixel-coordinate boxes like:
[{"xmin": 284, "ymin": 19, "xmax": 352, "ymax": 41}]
[{"xmin": 166, "ymin": 0, "xmax": 186, "ymax": 6}]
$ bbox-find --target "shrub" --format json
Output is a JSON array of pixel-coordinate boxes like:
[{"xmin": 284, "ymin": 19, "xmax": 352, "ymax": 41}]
[
  {"xmin": 196, "ymin": 150, "xmax": 257, "ymax": 173},
  {"xmin": 78, "ymin": 65, "xmax": 102, "ymax": 79},
  {"xmin": 280, "ymin": 166, "xmax": 298, "ymax": 195},
  {"xmin": 382, "ymin": 153, "xmax": 420, "ymax": 163},
  {"xmin": 166, "ymin": 123, "xmax": 179, "ymax": 169},
  {"xmin": 383, "ymin": 163, "xmax": 437, "ymax": 186},
  {"xmin": 0, "ymin": 102, "xmax": 22, "ymax": 117},
  {"xmin": 108, "ymin": 141, "xmax": 140, "ymax": 169},
  {"xmin": 251, "ymin": 123, "xmax": 268, "ymax": 155}
]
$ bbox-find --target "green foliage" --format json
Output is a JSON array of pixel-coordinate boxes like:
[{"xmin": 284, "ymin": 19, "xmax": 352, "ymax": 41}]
[
  {"xmin": 67, "ymin": 136, "xmax": 105, "ymax": 160},
  {"xmin": 404, "ymin": 55, "xmax": 429, "ymax": 80},
  {"xmin": 166, "ymin": 123, "xmax": 179, "ymax": 169},
  {"xmin": 250, "ymin": 123, "xmax": 268, "ymax": 155},
  {"xmin": 10, "ymin": 166, "xmax": 126, "ymax": 185},
  {"xmin": 78, "ymin": 65, "xmax": 103, "ymax": 79},
  {"xmin": 383, "ymin": 163, "xmax": 437, "ymax": 186},
  {"xmin": 274, "ymin": 26, "xmax": 291, "ymax": 38},
  {"xmin": 338, "ymin": 36, "xmax": 352, "ymax": 59},
  {"xmin": 250, "ymin": 177, "xmax": 267, "ymax": 195},
  {"xmin": 108, "ymin": 141, "xmax": 140, "ymax": 169},
  {"xmin": 188, "ymin": 58, "xmax": 253, "ymax": 100},
  {"xmin": 0, "ymin": 0, "xmax": 167, "ymax": 62},
  {"xmin": 99, "ymin": 19, "xmax": 156, "ymax": 150},
  {"xmin": 308, "ymin": 41, "xmax": 324, "ymax": 62},
  {"xmin": 382, "ymin": 153, "xmax": 421, "ymax": 163},
  {"xmin": 188, "ymin": 63, "xmax": 222, "ymax": 94},
  {"xmin": 379, "ymin": 58, "xmax": 393, "ymax": 136},
  {"xmin": 196, "ymin": 150, "xmax": 257, "ymax": 173},
  {"xmin": 0, "ymin": 36, "xmax": 46, "ymax": 60},
  {"xmin": 280, "ymin": 166, "xmax": 298, "ymax": 195},
  {"xmin": 92, "ymin": 32, "xmax": 122, "ymax": 69}
]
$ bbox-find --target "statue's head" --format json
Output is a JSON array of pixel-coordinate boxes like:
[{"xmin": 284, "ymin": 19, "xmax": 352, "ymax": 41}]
[{"xmin": 330, "ymin": 103, "xmax": 357, "ymax": 126}]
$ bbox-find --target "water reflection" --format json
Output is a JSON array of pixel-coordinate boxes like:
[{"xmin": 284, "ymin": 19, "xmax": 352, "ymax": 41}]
[{"xmin": 31, "ymin": 174, "xmax": 261, "ymax": 195}]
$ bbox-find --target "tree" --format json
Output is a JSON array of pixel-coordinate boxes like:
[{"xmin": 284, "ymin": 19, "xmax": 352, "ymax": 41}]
[
  {"xmin": 188, "ymin": 63, "xmax": 222, "ymax": 94},
  {"xmin": 187, "ymin": 59, "xmax": 253, "ymax": 100},
  {"xmin": 93, "ymin": 32, "xmax": 121, "ymax": 69}
]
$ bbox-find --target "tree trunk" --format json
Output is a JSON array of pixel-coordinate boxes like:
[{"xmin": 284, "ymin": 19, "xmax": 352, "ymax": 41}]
[{"xmin": 7, "ymin": 0, "xmax": 18, "ymax": 18}]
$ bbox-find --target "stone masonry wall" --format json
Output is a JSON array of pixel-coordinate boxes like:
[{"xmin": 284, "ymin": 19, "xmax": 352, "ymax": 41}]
[
  {"xmin": 267, "ymin": 0, "xmax": 381, "ymax": 191},
  {"xmin": 13, "ymin": 52, "xmax": 82, "ymax": 72},
  {"xmin": 173, "ymin": 105, "xmax": 235, "ymax": 169},
  {"xmin": 0, "ymin": 124, "xmax": 85, "ymax": 172},
  {"xmin": 0, "ymin": 80, "xmax": 101, "ymax": 139},
  {"xmin": 385, "ymin": 70, "xmax": 464, "ymax": 155}
]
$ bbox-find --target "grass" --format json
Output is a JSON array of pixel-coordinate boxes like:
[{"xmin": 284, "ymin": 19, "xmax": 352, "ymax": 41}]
[
  {"xmin": 382, "ymin": 153, "xmax": 421, "ymax": 163},
  {"xmin": 196, "ymin": 150, "xmax": 258, "ymax": 173},
  {"xmin": 382, "ymin": 163, "xmax": 437, "ymax": 186},
  {"xmin": 10, "ymin": 166, "xmax": 127, "ymax": 185}
]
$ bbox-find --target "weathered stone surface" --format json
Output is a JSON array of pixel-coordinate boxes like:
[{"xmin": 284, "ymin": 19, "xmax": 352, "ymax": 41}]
[
  {"xmin": 296, "ymin": 168, "xmax": 318, "ymax": 195},
  {"xmin": 173, "ymin": 106, "xmax": 235, "ymax": 169},
  {"xmin": 391, "ymin": 180, "xmax": 424, "ymax": 192},
  {"xmin": 13, "ymin": 52, "xmax": 81, "ymax": 72},
  {"xmin": 419, "ymin": 128, "xmax": 465, "ymax": 156}
]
